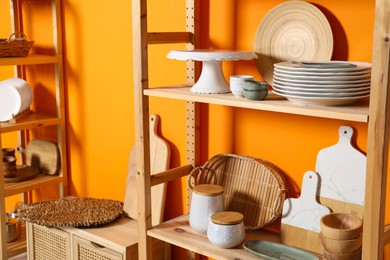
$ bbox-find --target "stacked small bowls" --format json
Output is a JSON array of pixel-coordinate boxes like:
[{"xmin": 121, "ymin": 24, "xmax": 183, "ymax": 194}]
[{"xmin": 243, "ymin": 80, "xmax": 269, "ymax": 100}]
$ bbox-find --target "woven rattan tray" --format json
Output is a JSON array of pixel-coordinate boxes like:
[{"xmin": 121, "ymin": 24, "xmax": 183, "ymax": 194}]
[
  {"xmin": 188, "ymin": 154, "xmax": 288, "ymax": 230},
  {"xmin": 17, "ymin": 197, "xmax": 123, "ymax": 227}
]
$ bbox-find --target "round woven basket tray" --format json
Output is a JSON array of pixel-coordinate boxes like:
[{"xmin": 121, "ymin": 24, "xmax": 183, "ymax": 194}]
[
  {"xmin": 17, "ymin": 197, "xmax": 123, "ymax": 227},
  {"xmin": 188, "ymin": 154, "xmax": 288, "ymax": 230}
]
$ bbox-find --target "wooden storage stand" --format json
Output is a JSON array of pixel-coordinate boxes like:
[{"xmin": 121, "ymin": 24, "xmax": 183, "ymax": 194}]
[
  {"xmin": 133, "ymin": 0, "xmax": 390, "ymax": 259},
  {"xmin": 0, "ymin": 0, "xmax": 68, "ymax": 258},
  {"xmin": 26, "ymin": 217, "xmax": 166, "ymax": 260}
]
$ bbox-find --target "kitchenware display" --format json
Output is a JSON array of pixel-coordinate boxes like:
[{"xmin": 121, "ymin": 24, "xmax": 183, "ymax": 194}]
[
  {"xmin": 0, "ymin": 32, "xmax": 34, "ymax": 57},
  {"xmin": 243, "ymin": 240, "xmax": 319, "ymax": 260},
  {"xmin": 123, "ymin": 114, "xmax": 170, "ymax": 226},
  {"xmin": 6, "ymin": 219, "xmax": 18, "ymax": 243},
  {"xmin": 17, "ymin": 197, "xmax": 123, "ymax": 227},
  {"xmin": 189, "ymin": 154, "xmax": 288, "ymax": 230},
  {"xmin": 281, "ymin": 171, "xmax": 330, "ymax": 254},
  {"xmin": 272, "ymin": 61, "xmax": 372, "ymax": 106},
  {"xmin": 0, "ymin": 77, "xmax": 33, "ymax": 122},
  {"xmin": 320, "ymin": 213, "xmax": 363, "ymax": 240},
  {"xmin": 18, "ymin": 139, "xmax": 60, "ymax": 176},
  {"xmin": 207, "ymin": 211, "xmax": 245, "ymax": 248},
  {"xmin": 316, "ymin": 126, "xmax": 366, "ymax": 218},
  {"xmin": 320, "ymin": 232, "xmax": 362, "ymax": 255},
  {"xmin": 189, "ymin": 184, "xmax": 224, "ymax": 234},
  {"xmin": 243, "ymin": 80, "xmax": 269, "ymax": 100},
  {"xmin": 4, "ymin": 165, "xmax": 39, "ymax": 183},
  {"xmin": 253, "ymin": 1, "xmax": 333, "ymax": 85},
  {"xmin": 323, "ymin": 247, "xmax": 362, "ymax": 260},
  {"xmin": 230, "ymin": 75, "xmax": 254, "ymax": 97},
  {"xmin": 167, "ymin": 50, "xmax": 256, "ymax": 93},
  {"xmin": 2, "ymin": 148, "xmax": 15, "ymax": 157}
]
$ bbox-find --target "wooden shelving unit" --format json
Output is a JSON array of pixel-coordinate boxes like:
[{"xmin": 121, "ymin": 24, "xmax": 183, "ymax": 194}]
[
  {"xmin": 0, "ymin": 0, "xmax": 68, "ymax": 258},
  {"xmin": 133, "ymin": 0, "xmax": 390, "ymax": 259}
]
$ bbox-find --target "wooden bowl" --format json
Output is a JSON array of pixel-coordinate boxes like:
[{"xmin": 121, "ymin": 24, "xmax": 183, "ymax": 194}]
[
  {"xmin": 323, "ymin": 246, "xmax": 361, "ymax": 260},
  {"xmin": 320, "ymin": 232, "xmax": 362, "ymax": 254},
  {"xmin": 320, "ymin": 213, "xmax": 362, "ymax": 240}
]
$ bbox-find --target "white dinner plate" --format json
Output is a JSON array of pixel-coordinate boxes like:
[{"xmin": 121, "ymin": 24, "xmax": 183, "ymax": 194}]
[
  {"xmin": 272, "ymin": 89, "xmax": 369, "ymax": 106},
  {"xmin": 274, "ymin": 71, "xmax": 371, "ymax": 81},
  {"xmin": 273, "ymin": 75, "xmax": 371, "ymax": 85},
  {"xmin": 274, "ymin": 67, "xmax": 371, "ymax": 76},
  {"xmin": 272, "ymin": 85, "xmax": 370, "ymax": 97},
  {"xmin": 274, "ymin": 61, "xmax": 372, "ymax": 73},
  {"xmin": 0, "ymin": 84, "xmax": 21, "ymax": 122},
  {"xmin": 272, "ymin": 82, "xmax": 370, "ymax": 93},
  {"xmin": 273, "ymin": 78, "xmax": 371, "ymax": 89}
]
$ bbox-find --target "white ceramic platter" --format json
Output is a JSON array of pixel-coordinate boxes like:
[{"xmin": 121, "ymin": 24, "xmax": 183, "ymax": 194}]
[
  {"xmin": 274, "ymin": 71, "xmax": 371, "ymax": 81},
  {"xmin": 273, "ymin": 75, "xmax": 371, "ymax": 85},
  {"xmin": 272, "ymin": 82, "xmax": 370, "ymax": 93},
  {"xmin": 272, "ymin": 89, "xmax": 369, "ymax": 106},
  {"xmin": 0, "ymin": 85, "xmax": 21, "ymax": 122},
  {"xmin": 273, "ymin": 78, "xmax": 371, "ymax": 89},
  {"xmin": 274, "ymin": 67, "xmax": 371, "ymax": 76},
  {"xmin": 274, "ymin": 61, "xmax": 372, "ymax": 73},
  {"xmin": 272, "ymin": 85, "xmax": 370, "ymax": 97}
]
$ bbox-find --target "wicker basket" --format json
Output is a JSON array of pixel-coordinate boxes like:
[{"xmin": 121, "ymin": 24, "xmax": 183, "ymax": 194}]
[
  {"xmin": 188, "ymin": 154, "xmax": 288, "ymax": 230},
  {"xmin": 0, "ymin": 32, "xmax": 34, "ymax": 57}
]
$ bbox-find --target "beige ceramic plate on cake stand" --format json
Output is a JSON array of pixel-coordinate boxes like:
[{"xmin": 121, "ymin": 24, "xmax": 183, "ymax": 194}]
[{"xmin": 253, "ymin": 1, "xmax": 333, "ymax": 85}]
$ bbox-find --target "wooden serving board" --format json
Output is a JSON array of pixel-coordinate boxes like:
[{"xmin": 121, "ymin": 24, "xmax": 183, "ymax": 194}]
[
  {"xmin": 315, "ymin": 126, "xmax": 366, "ymax": 219},
  {"xmin": 281, "ymin": 171, "xmax": 330, "ymax": 254},
  {"xmin": 123, "ymin": 114, "xmax": 170, "ymax": 226},
  {"xmin": 18, "ymin": 139, "xmax": 60, "ymax": 175}
]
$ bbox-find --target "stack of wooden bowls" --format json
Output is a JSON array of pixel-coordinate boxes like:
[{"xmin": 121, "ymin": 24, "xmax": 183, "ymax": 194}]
[
  {"xmin": 320, "ymin": 213, "xmax": 363, "ymax": 260},
  {"xmin": 2, "ymin": 148, "xmax": 16, "ymax": 178}
]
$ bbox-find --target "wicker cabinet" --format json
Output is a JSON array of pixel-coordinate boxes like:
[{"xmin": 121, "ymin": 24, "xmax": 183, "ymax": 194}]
[
  {"xmin": 133, "ymin": 0, "xmax": 390, "ymax": 259},
  {"xmin": 0, "ymin": 0, "xmax": 68, "ymax": 258}
]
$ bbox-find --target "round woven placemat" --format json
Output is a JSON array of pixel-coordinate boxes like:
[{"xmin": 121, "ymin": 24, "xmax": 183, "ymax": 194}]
[
  {"xmin": 17, "ymin": 197, "xmax": 123, "ymax": 227},
  {"xmin": 253, "ymin": 1, "xmax": 333, "ymax": 85}
]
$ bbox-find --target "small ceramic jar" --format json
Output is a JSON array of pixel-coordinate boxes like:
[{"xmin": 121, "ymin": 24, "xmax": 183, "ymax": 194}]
[
  {"xmin": 207, "ymin": 211, "xmax": 245, "ymax": 248},
  {"xmin": 189, "ymin": 184, "xmax": 224, "ymax": 234}
]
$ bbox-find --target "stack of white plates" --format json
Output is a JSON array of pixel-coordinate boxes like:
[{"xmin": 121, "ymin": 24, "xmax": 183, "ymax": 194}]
[
  {"xmin": 0, "ymin": 78, "xmax": 33, "ymax": 122},
  {"xmin": 272, "ymin": 61, "xmax": 372, "ymax": 106}
]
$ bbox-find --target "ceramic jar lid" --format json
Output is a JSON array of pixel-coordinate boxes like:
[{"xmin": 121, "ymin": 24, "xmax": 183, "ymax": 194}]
[
  {"xmin": 193, "ymin": 184, "xmax": 224, "ymax": 197},
  {"xmin": 211, "ymin": 211, "xmax": 244, "ymax": 225}
]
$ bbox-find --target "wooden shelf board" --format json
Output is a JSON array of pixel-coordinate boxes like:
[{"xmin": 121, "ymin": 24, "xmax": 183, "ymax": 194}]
[
  {"xmin": 7, "ymin": 222, "xmax": 26, "ymax": 258},
  {"xmin": 0, "ymin": 55, "xmax": 58, "ymax": 66},
  {"xmin": 147, "ymin": 214, "xmax": 298, "ymax": 260},
  {"xmin": 5, "ymin": 174, "xmax": 65, "ymax": 196},
  {"xmin": 144, "ymin": 86, "xmax": 369, "ymax": 123},
  {"xmin": 0, "ymin": 113, "xmax": 61, "ymax": 133}
]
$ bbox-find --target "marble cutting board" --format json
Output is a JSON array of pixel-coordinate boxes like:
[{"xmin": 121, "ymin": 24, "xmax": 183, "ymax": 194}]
[
  {"xmin": 315, "ymin": 125, "xmax": 366, "ymax": 219},
  {"xmin": 281, "ymin": 171, "xmax": 330, "ymax": 254}
]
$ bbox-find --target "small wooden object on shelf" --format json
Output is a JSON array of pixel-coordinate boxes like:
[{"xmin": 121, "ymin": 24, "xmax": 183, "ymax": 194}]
[{"xmin": 0, "ymin": 32, "xmax": 34, "ymax": 58}]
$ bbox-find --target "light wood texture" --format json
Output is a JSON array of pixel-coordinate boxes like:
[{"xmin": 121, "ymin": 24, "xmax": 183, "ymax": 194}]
[
  {"xmin": 124, "ymin": 114, "xmax": 170, "ymax": 226},
  {"xmin": 144, "ymin": 86, "xmax": 369, "ymax": 122},
  {"xmin": 362, "ymin": 0, "xmax": 390, "ymax": 259},
  {"xmin": 0, "ymin": 0, "xmax": 68, "ymax": 257},
  {"xmin": 148, "ymin": 214, "xmax": 282, "ymax": 260},
  {"xmin": 281, "ymin": 224, "xmax": 323, "ymax": 254}
]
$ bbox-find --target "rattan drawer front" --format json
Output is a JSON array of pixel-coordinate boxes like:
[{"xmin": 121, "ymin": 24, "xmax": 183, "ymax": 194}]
[
  {"xmin": 28, "ymin": 223, "xmax": 71, "ymax": 260},
  {"xmin": 73, "ymin": 235, "xmax": 123, "ymax": 260}
]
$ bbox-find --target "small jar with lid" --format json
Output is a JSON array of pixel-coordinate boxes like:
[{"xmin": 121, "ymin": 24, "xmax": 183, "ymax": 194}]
[
  {"xmin": 207, "ymin": 211, "xmax": 245, "ymax": 248},
  {"xmin": 189, "ymin": 184, "xmax": 224, "ymax": 234}
]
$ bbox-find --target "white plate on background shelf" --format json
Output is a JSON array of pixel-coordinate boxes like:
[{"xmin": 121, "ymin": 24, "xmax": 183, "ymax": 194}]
[
  {"xmin": 272, "ymin": 82, "xmax": 370, "ymax": 93},
  {"xmin": 273, "ymin": 75, "xmax": 371, "ymax": 85},
  {"xmin": 274, "ymin": 61, "xmax": 372, "ymax": 73},
  {"xmin": 274, "ymin": 67, "xmax": 371, "ymax": 77},
  {"xmin": 272, "ymin": 89, "xmax": 369, "ymax": 106},
  {"xmin": 274, "ymin": 71, "xmax": 371, "ymax": 81},
  {"xmin": 272, "ymin": 79, "xmax": 371, "ymax": 89},
  {"xmin": 272, "ymin": 85, "xmax": 370, "ymax": 97}
]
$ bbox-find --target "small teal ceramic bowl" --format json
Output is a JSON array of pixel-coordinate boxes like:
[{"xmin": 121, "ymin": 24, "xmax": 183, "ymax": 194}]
[{"xmin": 243, "ymin": 80, "xmax": 268, "ymax": 100}]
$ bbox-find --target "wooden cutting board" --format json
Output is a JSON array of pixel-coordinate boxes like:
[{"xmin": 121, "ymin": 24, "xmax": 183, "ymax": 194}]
[
  {"xmin": 123, "ymin": 114, "xmax": 170, "ymax": 226},
  {"xmin": 281, "ymin": 171, "xmax": 330, "ymax": 254},
  {"xmin": 18, "ymin": 139, "xmax": 60, "ymax": 175},
  {"xmin": 315, "ymin": 126, "xmax": 366, "ymax": 219}
]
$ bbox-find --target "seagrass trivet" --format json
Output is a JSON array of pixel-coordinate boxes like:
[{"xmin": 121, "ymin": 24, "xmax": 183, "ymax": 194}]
[{"xmin": 17, "ymin": 197, "xmax": 123, "ymax": 227}]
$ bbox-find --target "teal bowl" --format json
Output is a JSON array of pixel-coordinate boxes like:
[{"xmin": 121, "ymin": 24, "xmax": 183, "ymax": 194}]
[
  {"xmin": 243, "ymin": 80, "xmax": 269, "ymax": 91},
  {"xmin": 243, "ymin": 89, "xmax": 268, "ymax": 100}
]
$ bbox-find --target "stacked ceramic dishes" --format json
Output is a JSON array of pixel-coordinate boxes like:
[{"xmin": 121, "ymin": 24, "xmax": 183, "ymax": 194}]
[
  {"xmin": 272, "ymin": 61, "xmax": 372, "ymax": 106},
  {"xmin": 0, "ymin": 78, "xmax": 33, "ymax": 122}
]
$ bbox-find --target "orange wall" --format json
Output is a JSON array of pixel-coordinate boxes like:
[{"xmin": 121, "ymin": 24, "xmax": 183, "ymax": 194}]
[{"xmin": 1, "ymin": 0, "xmax": 389, "ymax": 258}]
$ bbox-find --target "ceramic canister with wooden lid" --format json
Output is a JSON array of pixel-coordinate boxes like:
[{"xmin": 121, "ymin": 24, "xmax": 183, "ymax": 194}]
[
  {"xmin": 189, "ymin": 184, "xmax": 224, "ymax": 234},
  {"xmin": 207, "ymin": 211, "xmax": 245, "ymax": 248}
]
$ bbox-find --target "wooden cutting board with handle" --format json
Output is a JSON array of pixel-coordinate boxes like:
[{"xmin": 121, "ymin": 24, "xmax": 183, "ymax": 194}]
[
  {"xmin": 315, "ymin": 126, "xmax": 366, "ymax": 219},
  {"xmin": 281, "ymin": 171, "xmax": 330, "ymax": 254},
  {"xmin": 123, "ymin": 114, "xmax": 170, "ymax": 226},
  {"xmin": 18, "ymin": 139, "xmax": 60, "ymax": 175}
]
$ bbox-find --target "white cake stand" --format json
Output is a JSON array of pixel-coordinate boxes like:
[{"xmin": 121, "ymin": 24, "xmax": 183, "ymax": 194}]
[{"xmin": 167, "ymin": 50, "xmax": 257, "ymax": 94}]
